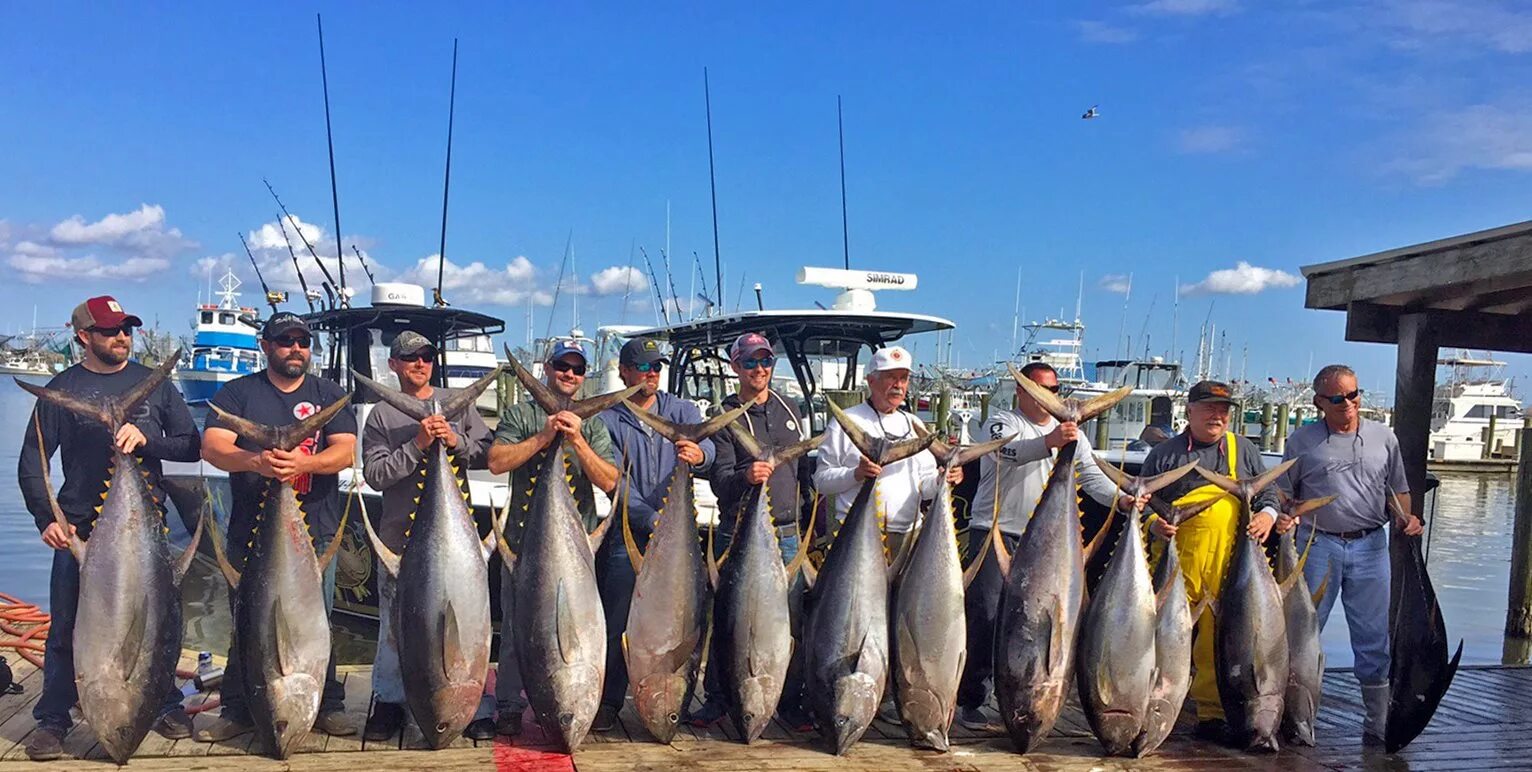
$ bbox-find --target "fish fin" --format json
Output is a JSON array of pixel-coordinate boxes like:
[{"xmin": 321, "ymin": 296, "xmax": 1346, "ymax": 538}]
[
  {"xmin": 437, "ymin": 368, "xmax": 501, "ymax": 420},
  {"xmin": 785, "ymin": 504, "xmax": 817, "ymax": 581},
  {"xmin": 30, "ymin": 414, "xmax": 87, "ymax": 562},
  {"xmin": 17, "ymin": 351, "xmax": 180, "ymax": 430},
  {"xmin": 441, "ymin": 601, "xmax": 466, "ymax": 678},
  {"xmin": 1082, "ymin": 501, "xmax": 1119, "ymax": 564},
  {"xmin": 896, "ymin": 617, "xmax": 920, "ymax": 675},
  {"xmin": 491, "ymin": 498, "xmax": 518, "ymax": 572},
  {"xmin": 502, "ymin": 345, "xmax": 565, "ymax": 415},
  {"xmin": 1154, "ymin": 566, "xmax": 1179, "ymax": 612},
  {"xmin": 1171, "ymin": 496, "xmax": 1219, "ymax": 526},
  {"xmin": 626, "ymin": 399, "xmax": 752, "ymax": 445},
  {"xmin": 1044, "ymin": 598, "xmax": 1066, "ymax": 673},
  {"xmin": 621, "ymin": 491, "xmax": 644, "ymax": 573},
  {"xmin": 1311, "ymin": 572, "xmax": 1331, "ymax": 607},
  {"xmin": 589, "ymin": 513, "xmax": 614, "ymax": 555},
  {"xmin": 889, "ymin": 514, "xmax": 919, "ymax": 577},
  {"xmin": 1076, "ymin": 386, "xmax": 1134, "ymax": 424},
  {"xmin": 318, "ymin": 489, "xmax": 351, "ymax": 572},
  {"xmin": 18, "ymin": 380, "xmax": 115, "ymax": 428},
  {"xmin": 117, "ymin": 603, "xmax": 148, "ymax": 678},
  {"xmin": 882, "ymin": 433, "xmax": 938, "ymax": 466},
  {"xmin": 480, "ymin": 528, "xmax": 496, "ymax": 563},
  {"xmin": 1279, "ymin": 532, "xmax": 1316, "ymax": 599},
  {"xmin": 1192, "ymin": 595, "xmax": 1214, "ymax": 622},
  {"xmin": 802, "ymin": 560, "xmax": 818, "ymax": 589},
  {"xmin": 555, "ymin": 580, "xmax": 579, "ymax": 665},
  {"xmin": 770, "ymin": 433, "xmax": 825, "ymax": 467},
  {"xmin": 350, "ymin": 370, "xmax": 432, "ymax": 423},
  {"xmin": 992, "ymin": 521, "xmax": 1013, "ymax": 578},
  {"xmin": 204, "ymin": 508, "xmax": 242, "ymax": 589},
  {"xmin": 1247, "ymin": 458, "xmax": 1298, "ymax": 496},
  {"xmin": 1290, "ymin": 495, "xmax": 1338, "ymax": 520},
  {"xmin": 1009, "ymin": 363, "xmax": 1074, "ymax": 422},
  {"xmin": 825, "ymin": 399, "xmax": 881, "ymax": 462},
  {"xmin": 726, "ymin": 421, "xmax": 765, "ymax": 460},
  {"xmin": 173, "ymin": 507, "xmax": 206, "ymax": 586},
  {"xmin": 209, "ymin": 394, "xmax": 352, "ymax": 452},
  {"xmin": 570, "ymin": 384, "xmax": 643, "ymax": 420},
  {"xmin": 1191, "ymin": 466, "xmax": 1242, "ymax": 497},
  {"xmin": 355, "ymin": 487, "xmax": 400, "ymax": 578},
  {"xmin": 1141, "ymin": 461, "xmax": 1201, "ymax": 496},
  {"xmin": 962, "ymin": 526, "xmax": 993, "ymax": 589},
  {"xmin": 1091, "ymin": 454, "xmax": 1134, "ymax": 492},
  {"xmin": 950, "ymin": 432, "xmax": 1017, "ymax": 469},
  {"xmin": 273, "ymin": 596, "xmax": 294, "ymax": 675},
  {"xmin": 705, "ymin": 520, "xmax": 721, "ymax": 590}
]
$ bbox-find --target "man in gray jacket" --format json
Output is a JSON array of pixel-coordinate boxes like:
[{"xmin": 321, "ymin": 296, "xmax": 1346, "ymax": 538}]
[{"xmin": 359, "ymin": 331, "xmax": 495, "ymax": 741}]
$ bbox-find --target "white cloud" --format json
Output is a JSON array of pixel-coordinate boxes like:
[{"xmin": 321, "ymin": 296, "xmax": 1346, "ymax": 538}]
[
  {"xmin": 12, "ymin": 241, "xmax": 58, "ymax": 259},
  {"xmin": 47, "ymin": 203, "xmax": 195, "ymax": 257},
  {"xmin": 193, "ymin": 252, "xmax": 236, "ymax": 278},
  {"xmin": 1388, "ymin": 102, "xmax": 1532, "ymax": 183},
  {"xmin": 1131, "ymin": 0, "xmax": 1239, "ymax": 16},
  {"xmin": 1177, "ymin": 125, "xmax": 1244, "ymax": 154},
  {"xmin": 8, "ymin": 253, "xmax": 169, "ymax": 284},
  {"xmin": 1372, "ymin": 0, "xmax": 1532, "ymax": 54},
  {"xmin": 398, "ymin": 254, "xmax": 553, "ymax": 307},
  {"xmin": 1099, "ymin": 273, "xmax": 1134, "ymax": 294},
  {"xmin": 588, "ymin": 265, "xmax": 649, "ymax": 296},
  {"xmin": 1077, "ymin": 20, "xmax": 1141, "ymax": 43},
  {"xmin": 4, "ymin": 204, "xmax": 198, "ymax": 285},
  {"xmin": 1180, "ymin": 262, "xmax": 1300, "ymax": 295}
]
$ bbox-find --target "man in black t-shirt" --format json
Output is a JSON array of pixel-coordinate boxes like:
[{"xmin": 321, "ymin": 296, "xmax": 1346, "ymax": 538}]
[
  {"xmin": 16, "ymin": 296, "xmax": 201, "ymax": 761},
  {"xmin": 194, "ymin": 312, "xmax": 359, "ymax": 742}
]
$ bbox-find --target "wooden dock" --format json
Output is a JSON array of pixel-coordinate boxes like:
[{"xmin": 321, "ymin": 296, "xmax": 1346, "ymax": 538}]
[{"xmin": 0, "ymin": 655, "xmax": 1526, "ymax": 770}]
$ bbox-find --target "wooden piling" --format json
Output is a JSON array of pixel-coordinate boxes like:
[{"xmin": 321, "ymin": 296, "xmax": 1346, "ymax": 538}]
[
  {"xmin": 1507, "ymin": 417, "xmax": 1532, "ymax": 638},
  {"xmin": 1261, "ymin": 403, "xmax": 1275, "ymax": 451},
  {"xmin": 1275, "ymin": 403, "xmax": 1290, "ymax": 453},
  {"xmin": 1487, "ymin": 412, "xmax": 1500, "ymax": 458}
]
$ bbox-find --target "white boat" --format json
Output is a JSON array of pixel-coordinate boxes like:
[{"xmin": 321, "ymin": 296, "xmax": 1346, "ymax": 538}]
[
  {"xmin": 172, "ymin": 270, "xmax": 265, "ymax": 404},
  {"xmin": 1072, "ymin": 358, "xmax": 1187, "ymax": 452},
  {"xmin": 1430, "ymin": 353, "xmax": 1524, "ymax": 461},
  {"xmin": 0, "ymin": 351, "xmax": 52, "ymax": 377},
  {"xmin": 441, "ymin": 332, "xmax": 499, "ymax": 414}
]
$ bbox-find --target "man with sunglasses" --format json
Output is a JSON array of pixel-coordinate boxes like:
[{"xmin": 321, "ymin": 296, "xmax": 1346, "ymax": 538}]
[
  {"xmin": 485, "ymin": 339, "xmax": 618, "ymax": 736},
  {"xmin": 688, "ymin": 333, "xmax": 814, "ymax": 729},
  {"xmin": 197, "ymin": 312, "xmax": 359, "ymax": 742},
  {"xmin": 955, "ymin": 361, "xmax": 1127, "ymax": 732},
  {"xmin": 1275, "ymin": 364, "xmax": 1420, "ymax": 743},
  {"xmin": 359, "ymin": 331, "xmax": 496, "ymax": 741},
  {"xmin": 594, "ymin": 337, "xmax": 715, "ymax": 731},
  {"xmin": 17, "ymin": 296, "xmax": 201, "ymax": 760}
]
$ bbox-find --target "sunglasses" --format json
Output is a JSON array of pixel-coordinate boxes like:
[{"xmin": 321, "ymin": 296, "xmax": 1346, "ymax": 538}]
[
  {"xmin": 630, "ymin": 361, "xmax": 661, "ymax": 373},
  {"xmin": 271, "ymin": 335, "xmax": 311, "ymax": 350},
  {"xmin": 88, "ymin": 325, "xmax": 134, "ymax": 338},
  {"xmin": 738, "ymin": 356, "xmax": 776, "ymax": 371},
  {"xmin": 396, "ymin": 351, "xmax": 435, "ymax": 363},
  {"xmin": 1317, "ymin": 389, "xmax": 1362, "ymax": 405},
  {"xmin": 549, "ymin": 360, "xmax": 587, "ymax": 376}
]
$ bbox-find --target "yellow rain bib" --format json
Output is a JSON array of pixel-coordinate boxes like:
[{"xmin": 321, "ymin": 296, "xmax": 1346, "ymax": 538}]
[{"xmin": 1171, "ymin": 432, "xmax": 1241, "ymax": 721}]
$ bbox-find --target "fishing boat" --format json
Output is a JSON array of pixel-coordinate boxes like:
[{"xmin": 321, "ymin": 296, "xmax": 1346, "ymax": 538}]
[
  {"xmin": 1430, "ymin": 352, "xmax": 1524, "ymax": 461},
  {"xmin": 172, "ymin": 270, "xmax": 265, "ymax": 405}
]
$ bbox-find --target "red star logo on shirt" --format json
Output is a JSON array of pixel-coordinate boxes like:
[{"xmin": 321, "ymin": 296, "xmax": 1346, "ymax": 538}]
[{"xmin": 293, "ymin": 401, "xmax": 318, "ymax": 420}]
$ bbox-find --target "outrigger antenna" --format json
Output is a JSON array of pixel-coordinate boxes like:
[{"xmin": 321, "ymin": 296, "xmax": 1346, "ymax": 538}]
[
  {"xmin": 838, "ymin": 95, "xmax": 850, "ymax": 270},
  {"xmin": 434, "ymin": 39, "xmax": 459, "ymax": 308},
  {"xmin": 639, "ymin": 246, "xmax": 670, "ymax": 325},
  {"xmin": 350, "ymin": 244, "xmax": 376, "ymax": 284},
  {"xmin": 267, "ymin": 203, "xmax": 317, "ymax": 313},
  {"xmin": 265, "ymin": 179, "xmax": 337, "ymax": 309},
  {"xmin": 703, "ymin": 68, "xmax": 723, "ymax": 317},
  {"xmin": 316, "ymin": 14, "xmax": 348, "ymax": 306}
]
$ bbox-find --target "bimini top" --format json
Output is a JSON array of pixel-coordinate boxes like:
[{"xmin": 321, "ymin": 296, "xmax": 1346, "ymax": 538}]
[
  {"xmin": 626, "ymin": 308, "xmax": 954, "ymax": 357},
  {"xmin": 302, "ymin": 304, "xmax": 505, "ymax": 339}
]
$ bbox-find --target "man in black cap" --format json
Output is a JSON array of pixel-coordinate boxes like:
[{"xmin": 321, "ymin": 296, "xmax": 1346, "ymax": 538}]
[
  {"xmin": 1138, "ymin": 379, "xmax": 1280, "ymax": 741},
  {"xmin": 196, "ymin": 312, "xmax": 359, "ymax": 741},
  {"xmin": 17, "ymin": 296, "xmax": 201, "ymax": 760}
]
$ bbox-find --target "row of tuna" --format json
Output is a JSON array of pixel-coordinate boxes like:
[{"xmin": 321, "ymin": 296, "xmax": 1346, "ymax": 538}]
[{"xmin": 16, "ymin": 347, "xmax": 1461, "ymax": 762}]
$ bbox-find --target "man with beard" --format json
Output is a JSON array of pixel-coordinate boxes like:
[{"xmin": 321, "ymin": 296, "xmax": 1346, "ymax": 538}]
[
  {"xmin": 195, "ymin": 312, "xmax": 358, "ymax": 742},
  {"xmin": 17, "ymin": 296, "xmax": 201, "ymax": 761},
  {"xmin": 359, "ymin": 332, "xmax": 496, "ymax": 741},
  {"xmin": 594, "ymin": 337, "xmax": 713, "ymax": 732},
  {"xmin": 485, "ymin": 339, "xmax": 618, "ymax": 736},
  {"xmin": 1138, "ymin": 380, "xmax": 1280, "ymax": 743},
  {"xmin": 689, "ymin": 333, "xmax": 814, "ymax": 729}
]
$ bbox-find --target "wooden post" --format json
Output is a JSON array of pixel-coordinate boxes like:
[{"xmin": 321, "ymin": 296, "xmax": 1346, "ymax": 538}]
[
  {"xmin": 1261, "ymin": 403, "xmax": 1274, "ymax": 451},
  {"xmin": 1487, "ymin": 412, "xmax": 1500, "ymax": 458},
  {"xmin": 1394, "ymin": 313, "xmax": 1439, "ymax": 516},
  {"xmin": 1276, "ymin": 404, "xmax": 1290, "ymax": 453},
  {"xmin": 1506, "ymin": 416, "xmax": 1532, "ymax": 638},
  {"xmin": 1094, "ymin": 413, "xmax": 1110, "ymax": 450}
]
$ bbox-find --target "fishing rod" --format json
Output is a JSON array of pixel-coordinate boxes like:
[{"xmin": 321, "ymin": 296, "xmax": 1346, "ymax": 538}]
[
  {"xmin": 315, "ymin": 14, "xmax": 348, "ymax": 306},
  {"xmin": 543, "ymin": 231, "xmax": 573, "ymax": 343},
  {"xmin": 350, "ymin": 244, "xmax": 376, "ymax": 284},
  {"xmin": 238, "ymin": 232, "xmax": 286, "ymax": 314},
  {"xmin": 702, "ymin": 68, "xmax": 723, "ymax": 314},
  {"xmin": 272, "ymin": 214, "xmax": 318, "ymax": 313},
  {"xmin": 434, "ymin": 38, "xmax": 459, "ymax": 308},
  {"xmin": 264, "ymin": 178, "xmax": 338, "ymax": 308},
  {"xmin": 692, "ymin": 251, "xmax": 715, "ymax": 316},
  {"xmin": 639, "ymin": 246, "xmax": 670, "ymax": 325},
  {"xmin": 838, "ymin": 94, "xmax": 850, "ymax": 270},
  {"xmin": 659, "ymin": 248, "xmax": 682, "ymax": 322},
  {"xmin": 620, "ymin": 239, "xmax": 636, "ymax": 325}
]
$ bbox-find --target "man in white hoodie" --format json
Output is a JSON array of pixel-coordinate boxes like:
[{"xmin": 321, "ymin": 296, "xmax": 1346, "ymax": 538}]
[{"xmin": 813, "ymin": 345, "xmax": 960, "ymax": 559}]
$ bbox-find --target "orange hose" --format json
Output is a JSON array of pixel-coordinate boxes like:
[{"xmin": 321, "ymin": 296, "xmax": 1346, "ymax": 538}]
[{"xmin": 0, "ymin": 592, "xmax": 49, "ymax": 668}]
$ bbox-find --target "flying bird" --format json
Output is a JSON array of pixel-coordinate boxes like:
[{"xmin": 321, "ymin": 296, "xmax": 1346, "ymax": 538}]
[{"xmin": 1082, "ymin": 105, "xmax": 1100, "ymax": 120}]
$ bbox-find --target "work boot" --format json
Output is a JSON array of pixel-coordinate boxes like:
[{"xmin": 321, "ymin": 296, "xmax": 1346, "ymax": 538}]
[
  {"xmin": 956, "ymin": 706, "xmax": 999, "ymax": 732},
  {"xmin": 1361, "ymin": 682, "xmax": 1390, "ymax": 744},
  {"xmin": 315, "ymin": 710, "xmax": 357, "ymax": 736},
  {"xmin": 25, "ymin": 726, "xmax": 65, "ymax": 761},
  {"xmin": 464, "ymin": 717, "xmax": 496, "ymax": 741},
  {"xmin": 592, "ymin": 704, "xmax": 620, "ymax": 732},
  {"xmin": 363, "ymin": 702, "xmax": 405, "ymax": 742},
  {"xmin": 193, "ymin": 714, "xmax": 253, "ymax": 743},
  {"xmin": 152, "ymin": 707, "xmax": 194, "ymax": 740},
  {"xmin": 495, "ymin": 708, "xmax": 523, "ymax": 737}
]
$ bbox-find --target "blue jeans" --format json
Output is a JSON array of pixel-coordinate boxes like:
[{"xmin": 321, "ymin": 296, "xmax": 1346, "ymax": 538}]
[
  {"xmin": 1298, "ymin": 524, "xmax": 1392, "ymax": 685},
  {"xmin": 35, "ymin": 549, "xmax": 184, "ymax": 730},
  {"xmin": 219, "ymin": 536, "xmax": 346, "ymax": 721},
  {"xmin": 372, "ymin": 565, "xmax": 493, "ymax": 719}
]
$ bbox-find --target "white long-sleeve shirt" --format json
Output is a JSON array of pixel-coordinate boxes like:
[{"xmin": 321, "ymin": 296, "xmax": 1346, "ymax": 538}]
[
  {"xmin": 813, "ymin": 402, "xmax": 940, "ymax": 534},
  {"xmin": 969, "ymin": 409, "xmax": 1119, "ymax": 537}
]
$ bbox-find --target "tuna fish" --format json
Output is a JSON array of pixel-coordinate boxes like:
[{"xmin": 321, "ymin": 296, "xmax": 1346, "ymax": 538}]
[
  {"xmin": 17, "ymin": 353, "xmax": 202, "ymax": 764},
  {"xmin": 491, "ymin": 347, "xmax": 639, "ymax": 753},
  {"xmin": 615, "ymin": 399, "xmax": 751, "ymax": 744},
  {"xmin": 987, "ymin": 370, "xmax": 1131, "ymax": 753},
  {"xmin": 1139, "ymin": 496, "xmax": 1217, "ymax": 756},
  {"xmin": 1275, "ymin": 497, "xmax": 1334, "ymax": 748},
  {"xmin": 803, "ymin": 399, "xmax": 937, "ymax": 755},
  {"xmin": 1077, "ymin": 459, "xmax": 1199, "ymax": 756},
  {"xmin": 1191, "ymin": 462, "xmax": 1325, "ymax": 752},
  {"xmin": 205, "ymin": 395, "xmax": 354, "ymax": 759},
  {"xmin": 1384, "ymin": 496, "xmax": 1463, "ymax": 753},
  {"xmin": 706, "ymin": 425, "xmax": 822, "ymax": 744},
  {"xmin": 351, "ymin": 369, "xmax": 501, "ymax": 748},
  {"xmin": 889, "ymin": 433, "xmax": 1013, "ymax": 752}
]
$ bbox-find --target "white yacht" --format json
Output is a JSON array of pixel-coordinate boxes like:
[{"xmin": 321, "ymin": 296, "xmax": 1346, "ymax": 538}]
[{"xmin": 1430, "ymin": 353, "xmax": 1524, "ymax": 461}]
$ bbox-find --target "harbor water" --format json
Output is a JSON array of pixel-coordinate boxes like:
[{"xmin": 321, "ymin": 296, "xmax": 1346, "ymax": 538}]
[{"xmin": 0, "ymin": 383, "xmax": 1524, "ymax": 668}]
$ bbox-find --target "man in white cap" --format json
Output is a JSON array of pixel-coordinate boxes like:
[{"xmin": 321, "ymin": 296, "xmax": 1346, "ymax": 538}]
[{"xmin": 813, "ymin": 345, "xmax": 959, "ymax": 558}]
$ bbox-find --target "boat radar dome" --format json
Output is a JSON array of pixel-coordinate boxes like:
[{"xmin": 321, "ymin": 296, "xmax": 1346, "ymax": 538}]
[
  {"xmin": 796, "ymin": 266, "xmax": 918, "ymax": 312},
  {"xmin": 371, "ymin": 282, "xmax": 427, "ymax": 308}
]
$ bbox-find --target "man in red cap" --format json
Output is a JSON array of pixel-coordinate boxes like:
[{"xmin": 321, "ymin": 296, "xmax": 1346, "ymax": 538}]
[{"xmin": 17, "ymin": 296, "xmax": 202, "ymax": 760}]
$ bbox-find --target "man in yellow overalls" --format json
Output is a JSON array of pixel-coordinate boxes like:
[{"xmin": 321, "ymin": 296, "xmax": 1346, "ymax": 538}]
[{"xmin": 1139, "ymin": 380, "xmax": 1281, "ymax": 743}]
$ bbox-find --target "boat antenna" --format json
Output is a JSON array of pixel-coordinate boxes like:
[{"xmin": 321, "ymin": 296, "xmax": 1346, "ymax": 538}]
[
  {"xmin": 639, "ymin": 246, "xmax": 669, "ymax": 325},
  {"xmin": 434, "ymin": 38, "xmax": 459, "ymax": 308},
  {"xmin": 238, "ymin": 232, "xmax": 284, "ymax": 314},
  {"xmin": 1115, "ymin": 272, "xmax": 1133, "ymax": 360},
  {"xmin": 350, "ymin": 244, "xmax": 376, "ymax": 284},
  {"xmin": 264, "ymin": 178, "xmax": 337, "ymax": 308},
  {"xmin": 838, "ymin": 95, "xmax": 850, "ymax": 270},
  {"xmin": 734, "ymin": 271, "xmax": 748, "ymax": 312},
  {"xmin": 660, "ymin": 248, "xmax": 682, "ymax": 322},
  {"xmin": 271, "ymin": 207, "xmax": 318, "ymax": 313},
  {"xmin": 703, "ymin": 68, "xmax": 723, "ymax": 311},
  {"xmin": 543, "ymin": 230, "xmax": 573, "ymax": 343},
  {"xmin": 315, "ymin": 14, "xmax": 348, "ymax": 306},
  {"xmin": 1010, "ymin": 266, "xmax": 1021, "ymax": 357}
]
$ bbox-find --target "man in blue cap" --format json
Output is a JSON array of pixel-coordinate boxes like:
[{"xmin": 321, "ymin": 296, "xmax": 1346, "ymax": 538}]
[{"xmin": 486, "ymin": 339, "xmax": 619, "ymax": 736}]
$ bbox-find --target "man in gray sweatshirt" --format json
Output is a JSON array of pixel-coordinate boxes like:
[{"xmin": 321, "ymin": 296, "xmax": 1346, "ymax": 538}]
[{"xmin": 359, "ymin": 331, "xmax": 495, "ymax": 741}]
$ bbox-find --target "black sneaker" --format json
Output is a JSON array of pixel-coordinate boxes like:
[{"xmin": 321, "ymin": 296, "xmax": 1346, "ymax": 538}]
[
  {"xmin": 592, "ymin": 705, "xmax": 620, "ymax": 732},
  {"xmin": 684, "ymin": 699, "xmax": 727, "ymax": 728},
  {"xmin": 495, "ymin": 709, "xmax": 523, "ymax": 737},
  {"xmin": 363, "ymin": 702, "xmax": 405, "ymax": 742},
  {"xmin": 1195, "ymin": 719, "xmax": 1230, "ymax": 744},
  {"xmin": 956, "ymin": 706, "xmax": 998, "ymax": 732},
  {"xmin": 464, "ymin": 717, "xmax": 496, "ymax": 741},
  {"xmin": 25, "ymin": 726, "xmax": 65, "ymax": 761},
  {"xmin": 153, "ymin": 707, "xmax": 194, "ymax": 740}
]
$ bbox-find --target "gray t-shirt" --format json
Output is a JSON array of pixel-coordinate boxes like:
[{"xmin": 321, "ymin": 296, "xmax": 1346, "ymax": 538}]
[{"xmin": 1279, "ymin": 419, "xmax": 1408, "ymax": 533}]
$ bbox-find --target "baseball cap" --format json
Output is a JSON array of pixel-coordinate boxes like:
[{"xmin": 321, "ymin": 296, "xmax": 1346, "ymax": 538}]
[
  {"xmin": 868, "ymin": 346, "xmax": 913, "ymax": 374},
  {"xmin": 1188, "ymin": 380, "xmax": 1237, "ymax": 405},
  {"xmin": 71, "ymin": 296, "xmax": 143, "ymax": 331},
  {"xmin": 390, "ymin": 331, "xmax": 435, "ymax": 358},
  {"xmin": 262, "ymin": 312, "xmax": 311, "ymax": 341},
  {"xmin": 620, "ymin": 337, "xmax": 668, "ymax": 367},
  {"xmin": 547, "ymin": 339, "xmax": 588, "ymax": 364},
  {"xmin": 728, "ymin": 332, "xmax": 773, "ymax": 362}
]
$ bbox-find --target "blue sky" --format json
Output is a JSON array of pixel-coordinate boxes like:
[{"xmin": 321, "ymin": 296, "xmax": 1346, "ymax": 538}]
[{"xmin": 3, "ymin": 1, "xmax": 1531, "ymax": 400}]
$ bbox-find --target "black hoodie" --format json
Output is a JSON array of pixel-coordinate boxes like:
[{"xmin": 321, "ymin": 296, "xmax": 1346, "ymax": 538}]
[{"xmin": 709, "ymin": 390, "xmax": 814, "ymax": 533}]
